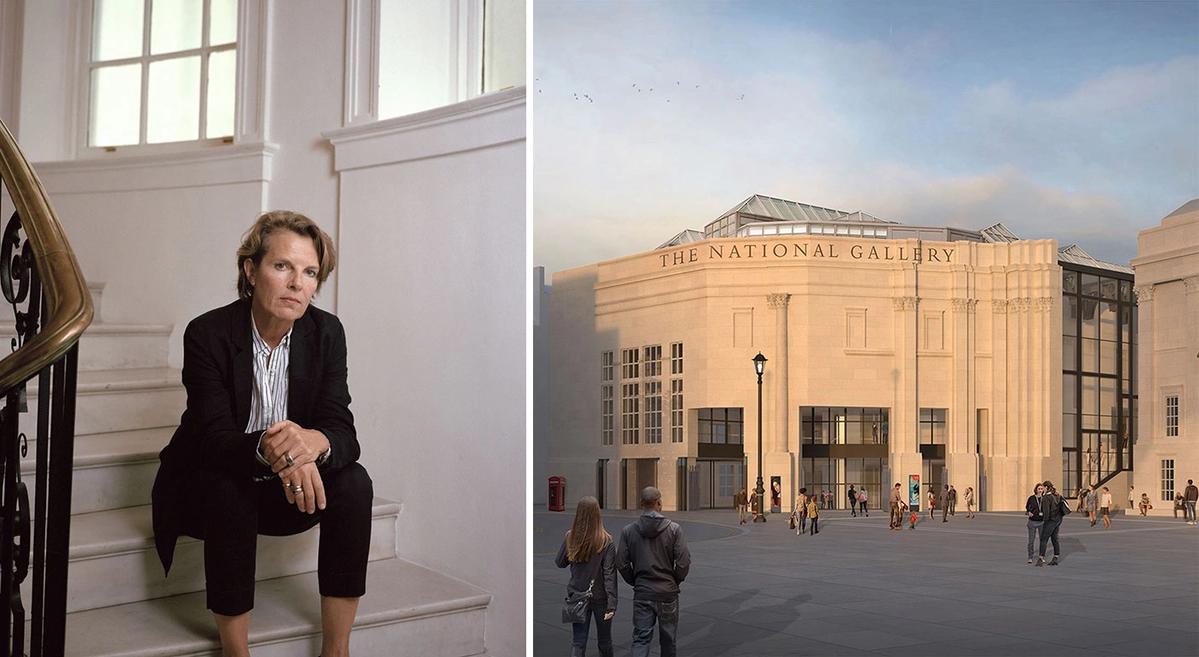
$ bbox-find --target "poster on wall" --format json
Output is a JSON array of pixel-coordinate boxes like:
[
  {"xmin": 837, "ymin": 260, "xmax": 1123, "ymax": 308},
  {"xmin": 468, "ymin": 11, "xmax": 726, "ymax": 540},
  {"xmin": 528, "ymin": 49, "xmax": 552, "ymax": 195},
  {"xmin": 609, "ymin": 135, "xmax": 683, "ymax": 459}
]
[
  {"xmin": 909, "ymin": 474, "xmax": 921, "ymax": 511},
  {"xmin": 770, "ymin": 476, "xmax": 781, "ymax": 513}
]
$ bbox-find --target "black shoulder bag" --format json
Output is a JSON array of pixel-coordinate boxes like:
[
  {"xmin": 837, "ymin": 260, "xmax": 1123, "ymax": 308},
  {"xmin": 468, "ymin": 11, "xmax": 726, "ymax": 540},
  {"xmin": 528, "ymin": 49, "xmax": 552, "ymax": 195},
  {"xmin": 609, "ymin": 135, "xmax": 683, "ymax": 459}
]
[{"xmin": 561, "ymin": 549, "xmax": 604, "ymax": 623}]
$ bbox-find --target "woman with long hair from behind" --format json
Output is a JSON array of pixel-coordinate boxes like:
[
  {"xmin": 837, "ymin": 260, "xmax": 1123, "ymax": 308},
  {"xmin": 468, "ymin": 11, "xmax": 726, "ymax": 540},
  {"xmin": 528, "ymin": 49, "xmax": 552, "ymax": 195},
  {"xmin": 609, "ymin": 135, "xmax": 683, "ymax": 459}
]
[{"xmin": 556, "ymin": 496, "xmax": 617, "ymax": 657}]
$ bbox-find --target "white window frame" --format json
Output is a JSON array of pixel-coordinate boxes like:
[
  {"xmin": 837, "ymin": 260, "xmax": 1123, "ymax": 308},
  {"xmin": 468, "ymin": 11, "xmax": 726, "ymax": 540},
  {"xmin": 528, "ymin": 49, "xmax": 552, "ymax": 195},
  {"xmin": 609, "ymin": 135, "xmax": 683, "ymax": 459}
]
[
  {"xmin": 1161, "ymin": 459, "xmax": 1175, "ymax": 502},
  {"xmin": 1164, "ymin": 393, "xmax": 1179, "ymax": 438},
  {"xmin": 344, "ymin": 0, "xmax": 518, "ymax": 128},
  {"xmin": 72, "ymin": 0, "xmax": 269, "ymax": 158}
]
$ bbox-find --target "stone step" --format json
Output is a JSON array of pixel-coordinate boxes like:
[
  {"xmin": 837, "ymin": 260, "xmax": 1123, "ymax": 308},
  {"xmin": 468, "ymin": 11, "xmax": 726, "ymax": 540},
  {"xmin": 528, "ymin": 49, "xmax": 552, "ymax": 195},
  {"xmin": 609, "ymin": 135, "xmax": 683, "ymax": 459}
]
[
  {"xmin": 20, "ymin": 426, "xmax": 174, "ymax": 514},
  {"xmin": 0, "ymin": 321, "xmax": 173, "ymax": 371},
  {"xmin": 23, "ymin": 367, "xmax": 183, "ymax": 435},
  {"xmin": 60, "ymin": 557, "xmax": 489, "ymax": 657},
  {"xmin": 26, "ymin": 498, "xmax": 401, "ymax": 614}
]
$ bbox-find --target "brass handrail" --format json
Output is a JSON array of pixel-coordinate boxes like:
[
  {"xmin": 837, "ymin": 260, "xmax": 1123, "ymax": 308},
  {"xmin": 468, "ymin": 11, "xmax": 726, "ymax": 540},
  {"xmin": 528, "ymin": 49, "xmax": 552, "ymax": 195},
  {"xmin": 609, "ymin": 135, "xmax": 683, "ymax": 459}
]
[{"xmin": 0, "ymin": 118, "xmax": 93, "ymax": 392}]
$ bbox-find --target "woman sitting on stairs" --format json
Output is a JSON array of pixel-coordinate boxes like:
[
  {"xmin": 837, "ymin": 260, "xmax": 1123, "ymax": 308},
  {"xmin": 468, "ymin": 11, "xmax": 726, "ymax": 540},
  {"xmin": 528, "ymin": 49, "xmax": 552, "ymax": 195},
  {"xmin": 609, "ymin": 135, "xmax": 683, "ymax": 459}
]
[{"xmin": 152, "ymin": 211, "xmax": 374, "ymax": 657}]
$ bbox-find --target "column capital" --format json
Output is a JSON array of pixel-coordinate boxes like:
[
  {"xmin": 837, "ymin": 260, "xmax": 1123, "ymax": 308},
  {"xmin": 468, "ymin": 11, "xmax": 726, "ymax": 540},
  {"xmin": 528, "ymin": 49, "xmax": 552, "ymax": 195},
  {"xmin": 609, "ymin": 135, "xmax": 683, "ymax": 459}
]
[
  {"xmin": 950, "ymin": 298, "xmax": 978, "ymax": 313},
  {"xmin": 767, "ymin": 293, "xmax": 791, "ymax": 309},
  {"xmin": 991, "ymin": 299, "xmax": 1008, "ymax": 314},
  {"xmin": 1036, "ymin": 296, "xmax": 1055, "ymax": 313},
  {"xmin": 1134, "ymin": 285, "xmax": 1154, "ymax": 302},
  {"xmin": 892, "ymin": 296, "xmax": 917, "ymax": 311}
]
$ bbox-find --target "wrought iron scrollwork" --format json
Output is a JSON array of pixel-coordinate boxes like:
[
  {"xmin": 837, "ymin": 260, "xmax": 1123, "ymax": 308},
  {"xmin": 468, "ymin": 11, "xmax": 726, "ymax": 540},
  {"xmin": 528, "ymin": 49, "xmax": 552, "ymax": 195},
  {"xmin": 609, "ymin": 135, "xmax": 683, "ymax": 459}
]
[{"xmin": 1, "ymin": 212, "xmax": 40, "ymax": 354}]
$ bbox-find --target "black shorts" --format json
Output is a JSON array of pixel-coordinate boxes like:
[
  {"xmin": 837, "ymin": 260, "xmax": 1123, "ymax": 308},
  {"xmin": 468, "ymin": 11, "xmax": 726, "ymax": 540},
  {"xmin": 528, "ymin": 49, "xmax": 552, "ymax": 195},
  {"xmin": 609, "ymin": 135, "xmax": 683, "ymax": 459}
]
[{"xmin": 1100, "ymin": 507, "xmax": 1109, "ymax": 516}]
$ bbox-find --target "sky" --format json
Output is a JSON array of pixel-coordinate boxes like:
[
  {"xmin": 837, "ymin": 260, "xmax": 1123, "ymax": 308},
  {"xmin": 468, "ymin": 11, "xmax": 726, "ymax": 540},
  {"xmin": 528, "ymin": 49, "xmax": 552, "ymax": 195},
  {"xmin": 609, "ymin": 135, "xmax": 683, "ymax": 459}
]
[{"xmin": 533, "ymin": 0, "xmax": 1199, "ymax": 275}]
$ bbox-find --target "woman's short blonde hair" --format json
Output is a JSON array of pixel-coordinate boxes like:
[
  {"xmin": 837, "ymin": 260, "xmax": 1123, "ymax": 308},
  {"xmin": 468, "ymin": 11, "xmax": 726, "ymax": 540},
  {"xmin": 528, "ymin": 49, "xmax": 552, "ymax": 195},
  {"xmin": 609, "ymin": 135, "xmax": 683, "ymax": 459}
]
[{"xmin": 236, "ymin": 211, "xmax": 337, "ymax": 299}]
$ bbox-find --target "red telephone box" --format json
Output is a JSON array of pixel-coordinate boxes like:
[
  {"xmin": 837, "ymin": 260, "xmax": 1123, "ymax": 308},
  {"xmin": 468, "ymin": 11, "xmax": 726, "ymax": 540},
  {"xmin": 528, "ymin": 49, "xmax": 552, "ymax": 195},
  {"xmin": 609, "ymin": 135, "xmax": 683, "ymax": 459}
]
[{"xmin": 548, "ymin": 476, "xmax": 567, "ymax": 512}]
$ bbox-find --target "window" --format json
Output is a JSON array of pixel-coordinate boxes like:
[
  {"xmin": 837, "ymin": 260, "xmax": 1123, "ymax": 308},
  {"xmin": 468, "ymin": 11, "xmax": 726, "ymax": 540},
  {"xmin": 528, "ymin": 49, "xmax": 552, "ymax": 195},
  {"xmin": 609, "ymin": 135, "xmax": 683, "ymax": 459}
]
[
  {"xmin": 802, "ymin": 407, "xmax": 889, "ymax": 445},
  {"xmin": 1162, "ymin": 459, "xmax": 1175, "ymax": 501},
  {"xmin": 600, "ymin": 351, "xmax": 614, "ymax": 446},
  {"xmin": 600, "ymin": 384, "xmax": 614, "ymax": 446},
  {"xmin": 87, "ymin": 0, "xmax": 238, "ymax": 148},
  {"xmin": 1166, "ymin": 395, "xmax": 1179, "ymax": 437},
  {"xmin": 375, "ymin": 0, "xmax": 525, "ymax": 120},
  {"xmin": 644, "ymin": 345, "xmax": 662, "ymax": 377},
  {"xmin": 670, "ymin": 379, "xmax": 683, "ymax": 443},
  {"xmin": 919, "ymin": 408, "xmax": 947, "ymax": 445},
  {"xmin": 670, "ymin": 342, "xmax": 683, "ymax": 375},
  {"xmin": 621, "ymin": 348, "xmax": 639, "ymax": 380},
  {"xmin": 697, "ymin": 408, "xmax": 743, "ymax": 444},
  {"xmin": 621, "ymin": 383, "xmax": 639, "ymax": 445},
  {"xmin": 644, "ymin": 381, "xmax": 662, "ymax": 444}
]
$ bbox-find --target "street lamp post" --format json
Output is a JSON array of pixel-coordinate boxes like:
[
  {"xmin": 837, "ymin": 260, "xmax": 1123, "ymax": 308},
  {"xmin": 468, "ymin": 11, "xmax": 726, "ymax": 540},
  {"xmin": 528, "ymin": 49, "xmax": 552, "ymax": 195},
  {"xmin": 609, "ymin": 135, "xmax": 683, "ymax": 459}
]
[{"xmin": 752, "ymin": 352, "xmax": 767, "ymax": 522}]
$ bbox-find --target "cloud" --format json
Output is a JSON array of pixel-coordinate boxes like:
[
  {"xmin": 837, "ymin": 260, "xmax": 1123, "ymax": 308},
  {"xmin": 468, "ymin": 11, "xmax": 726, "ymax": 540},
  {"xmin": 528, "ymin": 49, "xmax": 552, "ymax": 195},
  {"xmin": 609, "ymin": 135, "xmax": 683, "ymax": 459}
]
[{"xmin": 533, "ymin": 7, "xmax": 1198, "ymax": 275}]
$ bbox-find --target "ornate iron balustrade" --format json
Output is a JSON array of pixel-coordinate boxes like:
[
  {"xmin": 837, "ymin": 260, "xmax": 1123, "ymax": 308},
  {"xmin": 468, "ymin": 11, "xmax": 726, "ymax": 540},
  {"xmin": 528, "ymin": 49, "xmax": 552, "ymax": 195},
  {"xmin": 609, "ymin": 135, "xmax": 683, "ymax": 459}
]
[{"xmin": 0, "ymin": 118, "xmax": 93, "ymax": 657}]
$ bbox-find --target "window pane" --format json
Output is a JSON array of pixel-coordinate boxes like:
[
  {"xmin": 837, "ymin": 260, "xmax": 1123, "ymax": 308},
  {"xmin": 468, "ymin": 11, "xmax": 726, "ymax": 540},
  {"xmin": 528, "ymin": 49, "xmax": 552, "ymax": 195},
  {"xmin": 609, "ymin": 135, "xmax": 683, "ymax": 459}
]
[
  {"xmin": 90, "ymin": 64, "xmax": 142, "ymax": 147},
  {"xmin": 1081, "ymin": 298, "xmax": 1098, "ymax": 339},
  {"xmin": 483, "ymin": 0, "xmax": 524, "ymax": 93},
  {"xmin": 1063, "ymin": 374, "xmax": 1077, "ymax": 412},
  {"xmin": 206, "ymin": 49, "xmax": 235, "ymax": 138},
  {"xmin": 378, "ymin": 0, "xmax": 455, "ymax": 119},
  {"xmin": 1062, "ymin": 415, "xmax": 1077, "ymax": 448},
  {"xmin": 93, "ymin": 0, "xmax": 144, "ymax": 61},
  {"xmin": 210, "ymin": 0, "xmax": 238, "ymax": 45},
  {"xmin": 1063, "ymin": 270, "xmax": 1078, "ymax": 293},
  {"xmin": 151, "ymin": 0, "xmax": 202, "ymax": 54},
  {"xmin": 1062, "ymin": 295, "xmax": 1077, "ymax": 336},
  {"xmin": 1063, "ymin": 336, "xmax": 1077, "ymax": 370},
  {"xmin": 1100, "ymin": 301, "xmax": 1117, "ymax": 341},
  {"xmin": 147, "ymin": 56, "xmax": 200, "ymax": 142}
]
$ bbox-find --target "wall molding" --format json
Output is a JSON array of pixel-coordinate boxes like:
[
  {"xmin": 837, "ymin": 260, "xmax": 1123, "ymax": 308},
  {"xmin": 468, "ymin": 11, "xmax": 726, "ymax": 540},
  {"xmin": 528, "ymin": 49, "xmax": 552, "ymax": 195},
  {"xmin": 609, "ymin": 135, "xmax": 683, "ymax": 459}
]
[
  {"xmin": 323, "ymin": 87, "xmax": 525, "ymax": 172},
  {"xmin": 33, "ymin": 142, "xmax": 276, "ymax": 194}
]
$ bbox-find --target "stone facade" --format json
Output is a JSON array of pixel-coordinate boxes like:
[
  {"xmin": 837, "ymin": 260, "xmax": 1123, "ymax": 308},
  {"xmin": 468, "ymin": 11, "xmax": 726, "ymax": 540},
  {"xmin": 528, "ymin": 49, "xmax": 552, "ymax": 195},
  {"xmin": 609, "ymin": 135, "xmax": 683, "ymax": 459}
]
[
  {"xmin": 1130, "ymin": 200, "xmax": 1199, "ymax": 514},
  {"xmin": 547, "ymin": 235, "xmax": 1063, "ymax": 512}
]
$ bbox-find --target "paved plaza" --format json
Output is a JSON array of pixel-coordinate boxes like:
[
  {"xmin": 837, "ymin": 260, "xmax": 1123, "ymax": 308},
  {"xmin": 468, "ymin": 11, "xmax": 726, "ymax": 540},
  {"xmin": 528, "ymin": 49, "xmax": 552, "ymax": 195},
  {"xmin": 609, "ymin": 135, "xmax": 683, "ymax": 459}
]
[{"xmin": 534, "ymin": 507, "xmax": 1199, "ymax": 656}]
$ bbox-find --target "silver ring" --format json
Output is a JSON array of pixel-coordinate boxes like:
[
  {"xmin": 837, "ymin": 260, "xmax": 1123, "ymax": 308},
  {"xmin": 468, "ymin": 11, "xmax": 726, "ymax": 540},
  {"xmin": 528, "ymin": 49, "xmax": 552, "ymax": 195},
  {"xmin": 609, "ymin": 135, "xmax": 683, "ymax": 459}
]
[{"xmin": 284, "ymin": 453, "xmax": 295, "ymax": 467}]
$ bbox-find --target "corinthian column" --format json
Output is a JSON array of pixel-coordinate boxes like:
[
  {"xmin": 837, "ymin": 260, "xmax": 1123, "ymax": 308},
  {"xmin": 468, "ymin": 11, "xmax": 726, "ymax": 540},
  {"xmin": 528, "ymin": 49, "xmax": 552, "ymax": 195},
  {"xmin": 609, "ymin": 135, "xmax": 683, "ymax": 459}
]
[{"xmin": 767, "ymin": 293, "xmax": 790, "ymax": 454}]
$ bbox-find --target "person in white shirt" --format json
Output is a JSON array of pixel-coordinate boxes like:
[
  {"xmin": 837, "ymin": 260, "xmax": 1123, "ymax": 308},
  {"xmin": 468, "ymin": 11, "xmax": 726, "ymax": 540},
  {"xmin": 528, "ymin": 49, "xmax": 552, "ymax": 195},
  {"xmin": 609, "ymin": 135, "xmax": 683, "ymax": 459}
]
[{"xmin": 1100, "ymin": 486, "xmax": 1113, "ymax": 528}]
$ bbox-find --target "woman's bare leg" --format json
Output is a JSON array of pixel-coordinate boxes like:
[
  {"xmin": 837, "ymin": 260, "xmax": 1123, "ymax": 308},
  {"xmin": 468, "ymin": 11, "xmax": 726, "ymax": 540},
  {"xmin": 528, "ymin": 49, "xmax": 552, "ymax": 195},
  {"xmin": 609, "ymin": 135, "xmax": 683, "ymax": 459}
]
[
  {"xmin": 214, "ymin": 612, "xmax": 251, "ymax": 657},
  {"xmin": 321, "ymin": 596, "xmax": 361, "ymax": 657}
]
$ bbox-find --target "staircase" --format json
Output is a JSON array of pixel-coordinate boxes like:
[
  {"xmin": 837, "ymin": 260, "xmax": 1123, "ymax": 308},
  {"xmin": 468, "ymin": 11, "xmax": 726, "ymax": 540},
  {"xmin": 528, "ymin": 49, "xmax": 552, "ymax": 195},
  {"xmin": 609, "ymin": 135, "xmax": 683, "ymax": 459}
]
[{"xmin": 4, "ymin": 283, "xmax": 490, "ymax": 656}]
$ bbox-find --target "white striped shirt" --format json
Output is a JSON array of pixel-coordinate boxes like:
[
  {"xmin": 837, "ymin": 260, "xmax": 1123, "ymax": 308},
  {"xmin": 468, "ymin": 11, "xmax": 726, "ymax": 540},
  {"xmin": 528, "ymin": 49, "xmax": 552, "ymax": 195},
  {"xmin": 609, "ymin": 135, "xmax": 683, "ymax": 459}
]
[{"xmin": 247, "ymin": 318, "xmax": 290, "ymax": 480}]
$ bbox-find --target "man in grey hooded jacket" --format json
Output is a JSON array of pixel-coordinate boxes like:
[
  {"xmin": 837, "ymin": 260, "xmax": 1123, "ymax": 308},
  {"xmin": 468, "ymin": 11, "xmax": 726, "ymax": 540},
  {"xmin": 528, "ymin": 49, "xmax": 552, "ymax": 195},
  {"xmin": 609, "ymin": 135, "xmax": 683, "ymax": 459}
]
[{"xmin": 617, "ymin": 486, "xmax": 691, "ymax": 657}]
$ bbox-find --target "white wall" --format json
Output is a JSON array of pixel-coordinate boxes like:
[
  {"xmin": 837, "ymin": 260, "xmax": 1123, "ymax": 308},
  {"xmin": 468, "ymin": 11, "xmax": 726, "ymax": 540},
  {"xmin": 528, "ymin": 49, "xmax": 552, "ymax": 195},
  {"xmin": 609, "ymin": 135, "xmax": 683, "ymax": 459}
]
[{"xmin": 329, "ymin": 90, "xmax": 526, "ymax": 656}]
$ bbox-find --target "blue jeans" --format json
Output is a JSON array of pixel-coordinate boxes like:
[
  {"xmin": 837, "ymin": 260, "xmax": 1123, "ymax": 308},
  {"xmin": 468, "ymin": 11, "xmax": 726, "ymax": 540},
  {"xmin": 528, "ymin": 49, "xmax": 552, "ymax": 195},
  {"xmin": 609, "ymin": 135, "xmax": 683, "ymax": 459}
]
[
  {"xmin": 1185, "ymin": 501, "xmax": 1196, "ymax": 522},
  {"xmin": 631, "ymin": 598, "xmax": 678, "ymax": 657},
  {"xmin": 572, "ymin": 606, "xmax": 613, "ymax": 657},
  {"xmin": 1026, "ymin": 520, "xmax": 1043, "ymax": 559}
]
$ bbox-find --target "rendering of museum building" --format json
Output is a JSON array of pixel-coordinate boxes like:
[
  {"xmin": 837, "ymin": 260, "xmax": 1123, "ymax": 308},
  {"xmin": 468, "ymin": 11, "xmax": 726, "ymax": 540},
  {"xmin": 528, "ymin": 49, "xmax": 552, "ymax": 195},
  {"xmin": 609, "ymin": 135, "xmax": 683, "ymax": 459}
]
[{"xmin": 544, "ymin": 194, "xmax": 1157, "ymax": 513}]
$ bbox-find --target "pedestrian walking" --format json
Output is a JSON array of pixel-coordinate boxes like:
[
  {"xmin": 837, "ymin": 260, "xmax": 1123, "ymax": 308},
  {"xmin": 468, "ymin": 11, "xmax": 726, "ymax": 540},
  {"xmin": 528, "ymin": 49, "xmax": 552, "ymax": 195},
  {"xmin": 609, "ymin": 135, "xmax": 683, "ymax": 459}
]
[
  {"xmin": 825, "ymin": 489, "xmax": 833, "ymax": 510},
  {"xmin": 847, "ymin": 484, "xmax": 858, "ymax": 517},
  {"xmin": 927, "ymin": 489, "xmax": 936, "ymax": 520},
  {"xmin": 858, "ymin": 488, "xmax": 869, "ymax": 516},
  {"xmin": 1185, "ymin": 480, "xmax": 1199, "ymax": 525},
  {"xmin": 1174, "ymin": 494, "xmax": 1185, "ymax": 518},
  {"xmin": 948, "ymin": 485, "xmax": 958, "ymax": 516},
  {"xmin": 1128, "ymin": 485, "xmax": 1136, "ymax": 511},
  {"xmin": 1026, "ymin": 483, "xmax": 1045, "ymax": 564},
  {"xmin": 733, "ymin": 488, "xmax": 748, "ymax": 525},
  {"xmin": 940, "ymin": 485, "xmax": 951, "ymax": 523},
  {"xmin": 1076, "ymin": 487, "xmax": 1088, "ymax": 513},
  {"xmin": 1100, "ymin": 486, "xmax": 1112, "ymax": 529},
  {"xmin": 908, "ymin": 505, "xmax": 917, "ymax": 529},
  {"xmin": 807, "ymin": 495, "xmax": 820, "ymax": 535},
  {"xmin": 557, "ymin": 496, "xmax": 618, "ymax": 657},
  {"xmin": 1085, "ymin": 485, "xmax": 1098, "ymax": 526},
  {"xmin": 617, "ymin": 487, "xmax": 691, "ymax": 657},
  {"xmin": 964, "ymin": 486, "xmax": 975, "ymax": 518},
  {"xmin": 1037, "ymin": 481, "xmax": 1070, "ymax": 566},
  {"xmin": 1139, "ymin": 492, "xmax": 1153, "ymax": 516},
  {"xmin": 794, "ymin": 488, "xmax": 809, "ymax": 535},
  {"xmin": 888, "ymin": 483, "xmax": 904, "ymax": 530}
]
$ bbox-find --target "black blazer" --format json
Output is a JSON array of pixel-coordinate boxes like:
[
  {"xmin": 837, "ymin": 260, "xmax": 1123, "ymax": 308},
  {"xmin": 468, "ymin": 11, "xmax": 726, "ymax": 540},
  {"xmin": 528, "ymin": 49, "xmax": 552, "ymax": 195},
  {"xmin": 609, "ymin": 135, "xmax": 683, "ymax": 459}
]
[{"xmin": 151, "ymin": 298, "xmax": 358, "ymax": 573}]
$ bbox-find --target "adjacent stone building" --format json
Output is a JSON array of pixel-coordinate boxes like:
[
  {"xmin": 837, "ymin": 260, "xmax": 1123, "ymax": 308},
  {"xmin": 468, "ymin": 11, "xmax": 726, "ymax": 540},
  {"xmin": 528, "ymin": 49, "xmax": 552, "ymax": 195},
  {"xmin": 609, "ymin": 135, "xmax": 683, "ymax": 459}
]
[{"xmin": 1130, "ymin": 200, "xmax": 1199, "ymax": 514}]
